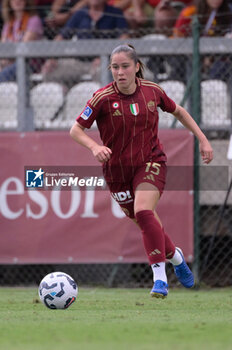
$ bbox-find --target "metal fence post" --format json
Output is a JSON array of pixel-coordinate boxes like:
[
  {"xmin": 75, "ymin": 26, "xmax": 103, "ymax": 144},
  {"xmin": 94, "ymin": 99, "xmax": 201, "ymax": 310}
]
[
  {"xmin": 191, "ymin": 16, "xmax": 201, "ymax": 285},
  {"xmin": 16, "ymin": 54, "xmax": 34, "ymax": 131},
  {"xmin": 101, "ymin": 55, "xmax": 111, "ymax": 86}
]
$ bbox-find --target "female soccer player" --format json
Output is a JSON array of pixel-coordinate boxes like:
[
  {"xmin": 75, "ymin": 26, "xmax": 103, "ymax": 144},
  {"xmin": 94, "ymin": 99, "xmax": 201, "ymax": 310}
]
[{"xmin": 70, "ymin": 44, "xmax": 213, "ymax": 299}]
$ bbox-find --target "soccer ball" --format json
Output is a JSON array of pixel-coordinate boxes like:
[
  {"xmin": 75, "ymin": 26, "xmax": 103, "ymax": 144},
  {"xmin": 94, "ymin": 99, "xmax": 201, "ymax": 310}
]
[{"xmin": 38, "ymin": 272, "xmax": 78, "ymax": 309}]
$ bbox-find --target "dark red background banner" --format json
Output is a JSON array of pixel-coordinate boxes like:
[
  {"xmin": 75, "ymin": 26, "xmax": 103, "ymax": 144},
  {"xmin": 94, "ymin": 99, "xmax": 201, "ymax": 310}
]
[{"xmin": 0, "ymin": 130, "xmax": 194, "ymax": 264}]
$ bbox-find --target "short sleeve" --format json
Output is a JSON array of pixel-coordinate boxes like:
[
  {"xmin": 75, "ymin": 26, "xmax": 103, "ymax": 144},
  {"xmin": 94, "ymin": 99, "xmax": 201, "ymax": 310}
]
[
  {"xmin": 157, "ymin": 89, "xmax": 176, "ymax": 113},
  {"xmin": 76, "ymin": 100, "xmax": 99, "ymax": 129}
]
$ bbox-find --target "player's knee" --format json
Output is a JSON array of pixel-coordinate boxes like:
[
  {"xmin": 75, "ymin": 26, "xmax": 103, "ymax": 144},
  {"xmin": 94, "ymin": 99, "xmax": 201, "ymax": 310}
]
[
  {"xmin": 134, "ymin": 204, "xmax": 153, "ymax": 216},
  {"xmin": 134, "ymin": 197, "xmax": 155, "ymax": 215}
]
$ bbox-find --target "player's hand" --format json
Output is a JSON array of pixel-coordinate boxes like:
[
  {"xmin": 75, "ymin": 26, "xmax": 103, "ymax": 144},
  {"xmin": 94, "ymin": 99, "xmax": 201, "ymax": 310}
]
[
  {"xmin": 199, "ymin": 138, "xmax": 213, "ymax": 164},
  {"xmin": 92, "ymin": 145, "xmax": 112, "ymax": 163}
]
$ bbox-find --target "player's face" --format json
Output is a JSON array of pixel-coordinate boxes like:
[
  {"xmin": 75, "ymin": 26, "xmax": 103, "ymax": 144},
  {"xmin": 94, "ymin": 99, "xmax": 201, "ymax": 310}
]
[{"xmin": 111, "ymin": 52, "xmax": 139, "ymax": 94}]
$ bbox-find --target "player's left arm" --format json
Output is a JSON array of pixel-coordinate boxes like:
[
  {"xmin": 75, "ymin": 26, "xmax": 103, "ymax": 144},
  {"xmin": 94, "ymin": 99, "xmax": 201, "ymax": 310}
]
[{"xmin": 172, "ymin": 104, "xmax": 213, "ymax": 164}]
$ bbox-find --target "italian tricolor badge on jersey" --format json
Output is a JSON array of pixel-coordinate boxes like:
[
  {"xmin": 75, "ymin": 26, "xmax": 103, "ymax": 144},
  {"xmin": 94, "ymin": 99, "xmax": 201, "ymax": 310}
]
[
  {"xmin": 112, "ymin": 102, "xmax": 119, "ymax": 109},
  {"xmin": 130, "ymin": 103, "xmax": 139, "ymax": 116}
]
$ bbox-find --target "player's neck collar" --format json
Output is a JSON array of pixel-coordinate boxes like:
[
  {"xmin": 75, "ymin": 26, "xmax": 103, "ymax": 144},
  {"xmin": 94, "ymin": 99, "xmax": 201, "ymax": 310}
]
[{"xmin": 113, "ymin": 78, "xmax": 140, "ymax": 98}]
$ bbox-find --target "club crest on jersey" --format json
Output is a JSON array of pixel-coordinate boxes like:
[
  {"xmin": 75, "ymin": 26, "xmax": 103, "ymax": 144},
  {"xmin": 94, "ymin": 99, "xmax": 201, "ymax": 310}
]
[
  {"xmin": 80, "ymin": 106, "xmax": 92, "ymax": 120},
  {"xmin": 130, "ymin": 103, "xmax": 139, "ymax": 116},
  {"xmin": 147, "ymin": 100, "xmax": 155, "ymax": 112},
  {"xmin": 112, "ymin": 102, "xmax": 119, "ymax": 109}
]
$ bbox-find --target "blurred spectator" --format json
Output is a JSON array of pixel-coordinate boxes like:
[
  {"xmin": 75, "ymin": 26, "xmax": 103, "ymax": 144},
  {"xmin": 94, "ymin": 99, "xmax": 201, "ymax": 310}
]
[
  {"xmin": 107, "ymin": 0, "xmax": 147, "ymax": 29},
  {"xmin": 140, "ymin": 0, "xmax": 193, "ymax": 30},
  {"xmin": 107, "ymin": 1, "xmax": 193, "ymax": 31},
  {"xmin": 173, "ymin": 0, "xmax": 232, "ymax": 83},
  {"xmin": 107, "ymin": 0, "xmax": 131, "ymax": 8},
  {"xmin": 0, "ymin": 1, "xmax": 3, "ymax": 31},
  {"xmin": 34, "ymin": 0, "xmax": 53, "ymax": 16},
  {"xmin": 45, "ymin": 0, "xmax": 88, "ymax": 36},
  {"xmin": 154, "ymin": 0, "xmax": 178, "ymax": 36},
  {"xmin": 58, "ymin": 0, "xmax": 129, "ymax": 39},
  {"xmin": 146, "ymin": 0, "xmax": 193, "ymax": 7},
  {"xmin": 174, "ymin": 0, "xmax": 232, "ymax": 37},
  {"xmin": 33, "ymin": 0, "xmax": 54, "ymax": 38},
  {"xmin": 0, "ymin": 0, "xmax": 43, "ymax": 82},
  {"xmin": 41, "ymin": 0, "xmax": 129, "ymax": 87},
  {"xmin": 145, "ymin": 1, "xmax": 184, "ymax": 82}
]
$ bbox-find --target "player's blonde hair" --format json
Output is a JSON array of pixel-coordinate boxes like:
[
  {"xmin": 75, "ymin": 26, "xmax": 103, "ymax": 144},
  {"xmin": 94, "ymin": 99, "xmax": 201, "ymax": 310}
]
[{"xmin": 110, "ymin": 44, "xmax": 145, "ymax": 79}]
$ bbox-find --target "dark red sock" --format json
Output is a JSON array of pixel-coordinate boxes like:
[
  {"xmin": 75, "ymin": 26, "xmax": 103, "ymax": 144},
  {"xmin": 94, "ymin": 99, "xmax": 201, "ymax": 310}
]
[
  {"xmin": 163, "ymin": 228, "xmax": 175, "ymax": 259},
  {"xmin": 135, "ymin": 210, "xmax": 166, "ymax": 264}
]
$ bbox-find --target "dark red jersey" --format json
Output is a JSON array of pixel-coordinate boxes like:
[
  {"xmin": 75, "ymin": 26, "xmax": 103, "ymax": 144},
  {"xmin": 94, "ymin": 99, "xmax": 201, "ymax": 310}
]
[{"xmin": 76, "ymin": 78, "xmax": 176, "ymax": 182}]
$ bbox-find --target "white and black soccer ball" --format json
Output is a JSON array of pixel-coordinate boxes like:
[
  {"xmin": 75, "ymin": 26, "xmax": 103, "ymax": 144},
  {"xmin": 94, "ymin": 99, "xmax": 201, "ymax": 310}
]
[{"xmin": 38, "ymin": 272, "xmax": 78, "ymax": 309}]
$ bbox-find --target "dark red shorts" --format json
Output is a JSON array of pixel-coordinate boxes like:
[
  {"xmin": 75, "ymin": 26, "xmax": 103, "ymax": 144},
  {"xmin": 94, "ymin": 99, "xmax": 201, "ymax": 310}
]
[{"xmin": 107, "ymin": 161, "xmax": 166, "ymax": 219}]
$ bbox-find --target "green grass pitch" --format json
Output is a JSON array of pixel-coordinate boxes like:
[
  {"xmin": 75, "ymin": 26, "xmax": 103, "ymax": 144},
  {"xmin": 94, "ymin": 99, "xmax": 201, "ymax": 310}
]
[{"xmin": 0, "ymin": 287, "xmax": 231, "ymax": 350}]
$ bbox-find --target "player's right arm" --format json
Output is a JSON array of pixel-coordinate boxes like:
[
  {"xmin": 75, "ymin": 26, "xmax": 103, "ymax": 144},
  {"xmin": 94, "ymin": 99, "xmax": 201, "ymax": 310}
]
[{"xmin": 70, "ymin": 122, "xmax": 112, "ymax": 163}]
